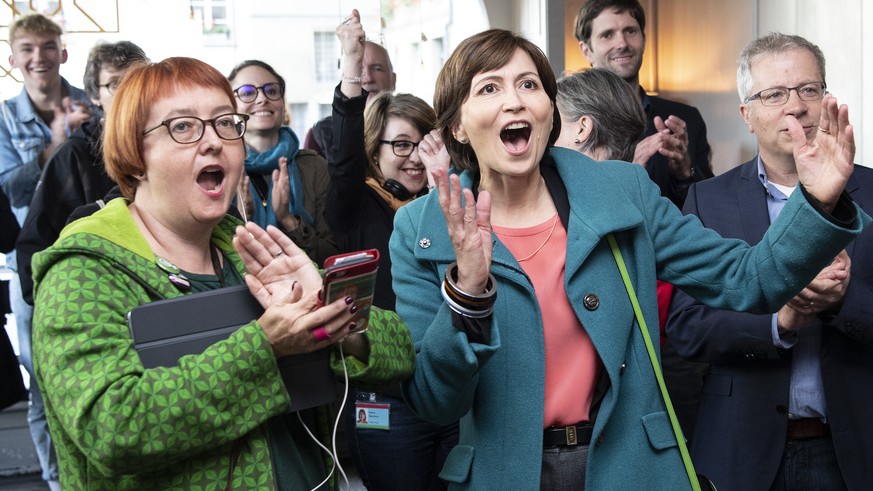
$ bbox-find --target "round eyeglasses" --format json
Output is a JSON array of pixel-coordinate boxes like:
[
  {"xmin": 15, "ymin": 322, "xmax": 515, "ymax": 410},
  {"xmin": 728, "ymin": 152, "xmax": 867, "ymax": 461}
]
[
  {"xmin": 142, "ymin": 113, "xmax": 250, "ymax": 144},
  {"xmin": 380, "ymin": 139, "xmax": 420, "ymax": 157},
  {"xmin": 233, "ymin": 83, "xmax": 284, "ymax": 103},
  {"xmin": 745, "ymin": 82, "xmax": 826, "ymax": 107},
  {"xmin": 98, "ymin": 80, "xmax": 121, "ymax": 95}
]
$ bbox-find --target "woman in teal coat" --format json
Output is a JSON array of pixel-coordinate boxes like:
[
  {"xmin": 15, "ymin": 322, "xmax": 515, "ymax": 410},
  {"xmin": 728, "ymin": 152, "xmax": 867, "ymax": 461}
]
[{"xmin": 389, "ymin": 30, "xmax": 866, "ymax": 490}]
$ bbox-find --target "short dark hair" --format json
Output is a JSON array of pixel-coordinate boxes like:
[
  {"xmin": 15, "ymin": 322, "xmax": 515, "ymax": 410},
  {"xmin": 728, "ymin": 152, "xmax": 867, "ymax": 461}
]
[
  {"xmin": 83, "ymin": 41, "xmax": 148, "ymax": 100},
  {"xmin": 434, "ymin": 29, "xmax": 561, "ymax": 172},
  {"xmin": 574, "ymin": 0, "xmax": 646, "ymax": 46},
  {"xmin": 227, "ymin": 59, "xmax": 286, "ymax": 97},
  {"xmin": 557, "ymin": 68, "xmax": 646, "ymax": 161}
]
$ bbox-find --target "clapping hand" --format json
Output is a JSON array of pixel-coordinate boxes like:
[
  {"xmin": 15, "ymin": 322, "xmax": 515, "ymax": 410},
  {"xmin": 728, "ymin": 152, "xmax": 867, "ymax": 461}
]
[
  {"xmin": 233, "ymin": 222, "xmax": 322, "ymax": 304},
  {"xmin": 271, "ymin": 157, "xmax": 299, "ymax": 232},
  {"xmin": 233, "ymin": 222, "xmax": 359, "ymax": 356},
  {"xmin": 778, "ymin": 249, "xmax": 851, "ymax": 333}
]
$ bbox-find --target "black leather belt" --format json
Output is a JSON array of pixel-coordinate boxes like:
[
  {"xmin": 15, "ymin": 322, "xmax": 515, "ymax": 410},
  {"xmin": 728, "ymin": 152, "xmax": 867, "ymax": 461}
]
[
  {"xmin": 543, "ymin": 423, "xmax": 594, "ymax": 446},
  {"xmin": 787, "ymin": 418, "xmax": 830, "ymax": 440}
]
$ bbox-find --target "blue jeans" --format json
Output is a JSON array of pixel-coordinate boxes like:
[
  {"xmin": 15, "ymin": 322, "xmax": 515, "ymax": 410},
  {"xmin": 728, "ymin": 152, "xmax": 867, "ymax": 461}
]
[
  {"xmin": 344, "ymin": 391, "xmax": 459, "ymax": 490},
  {"xmin": 11, "ymin": 273, "xmax": 58, "ymax": 482},
  {"xmin": 770, "ymin": 437, "xmax": 847, "ymax": 491}
]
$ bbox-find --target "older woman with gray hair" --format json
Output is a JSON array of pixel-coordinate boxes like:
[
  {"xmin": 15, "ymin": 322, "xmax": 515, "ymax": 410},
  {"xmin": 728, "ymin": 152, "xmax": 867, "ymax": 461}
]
[{"xmin": 555, "ymin": 68, "xmax": 646, "ymax": 162}]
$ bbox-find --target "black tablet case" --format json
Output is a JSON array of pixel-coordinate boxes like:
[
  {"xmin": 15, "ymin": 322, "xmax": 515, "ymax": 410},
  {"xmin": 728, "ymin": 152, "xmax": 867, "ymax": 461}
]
[{"xmin": 127, "ymin": 285, "xmax": 337, "ymax": 412}]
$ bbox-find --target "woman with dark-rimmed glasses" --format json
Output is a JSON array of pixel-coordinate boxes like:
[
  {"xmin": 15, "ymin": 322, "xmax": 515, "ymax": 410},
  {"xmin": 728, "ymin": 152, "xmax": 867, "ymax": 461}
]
[
  {"xmin": 30, "ymin": 57, "xmax": 414, "ymax": 490},
  {"xmin": 228, "ymin": 59, "xmax": 338, "ymax": 265},
  {"xmin": 326, "ymin": 10, "xmax": 458, "ymax": 490}
]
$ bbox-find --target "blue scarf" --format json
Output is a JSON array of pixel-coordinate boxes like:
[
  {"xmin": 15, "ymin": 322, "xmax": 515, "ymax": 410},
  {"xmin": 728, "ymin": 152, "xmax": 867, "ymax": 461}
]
[{"xmin": 244, "ymin": 127, "xmax": 313, "ymax": 227}]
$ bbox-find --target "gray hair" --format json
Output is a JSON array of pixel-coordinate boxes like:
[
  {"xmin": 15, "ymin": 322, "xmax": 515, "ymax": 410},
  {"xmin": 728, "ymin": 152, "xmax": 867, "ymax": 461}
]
[
  {"xmin": 736, "ymin": 32, "xmax": 826, "ymax": 102},
  {"xmin": 556, "ymin": 68, "xmax": 646, "ymax": 161}
]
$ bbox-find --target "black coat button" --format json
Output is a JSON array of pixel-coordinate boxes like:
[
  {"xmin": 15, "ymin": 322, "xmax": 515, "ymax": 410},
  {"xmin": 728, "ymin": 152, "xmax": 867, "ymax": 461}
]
[{"xmin": 583, "ymin": 294, "xmax": 599, "ymax": 311}]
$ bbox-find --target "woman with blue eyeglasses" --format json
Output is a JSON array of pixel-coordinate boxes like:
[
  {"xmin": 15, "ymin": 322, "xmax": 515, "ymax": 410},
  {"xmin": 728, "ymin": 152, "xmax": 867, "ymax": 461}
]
[{"xmin": 228, "ymin": 60, "xmax": 338, "ymax": 265}]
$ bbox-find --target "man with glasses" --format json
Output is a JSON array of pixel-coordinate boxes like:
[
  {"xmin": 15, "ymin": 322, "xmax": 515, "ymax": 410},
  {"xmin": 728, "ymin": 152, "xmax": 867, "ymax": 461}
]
[
  {"xmin": 303, "ymin": 40, "xmax": 396, "ymax": 162},
  {"xmin": 0, "ymin": 14, "xmax": 92, "ymax": 491},
  {"xmin": 667, "ymin": 33, "xmax": 873, "ymax": 490},
  {"xmin": 16, "ymin": 41, "xmax": 148, "ymax": 308}
]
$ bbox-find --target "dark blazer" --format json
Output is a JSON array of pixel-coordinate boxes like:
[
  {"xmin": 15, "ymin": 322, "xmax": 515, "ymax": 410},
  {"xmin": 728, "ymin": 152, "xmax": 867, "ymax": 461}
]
[
  {"xmin": 667, "ymin": 159, "xmax": 873, "ymax": 491},
  {"xmin": 643, "ymin": 93, "xmax": 713, "ymax": 208}
]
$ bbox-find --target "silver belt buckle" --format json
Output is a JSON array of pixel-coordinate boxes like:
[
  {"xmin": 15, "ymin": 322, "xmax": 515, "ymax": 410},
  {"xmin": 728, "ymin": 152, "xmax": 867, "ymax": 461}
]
[{"xmin": 565, "ymin": 425, "xmax": 578, "ymax": 446}]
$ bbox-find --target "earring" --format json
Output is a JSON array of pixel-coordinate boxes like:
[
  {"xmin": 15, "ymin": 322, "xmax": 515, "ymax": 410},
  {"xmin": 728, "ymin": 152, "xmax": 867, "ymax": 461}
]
[
  {"xmin": 573, "ymin": 138, "xmax": 580, "ymax": 144},
  {"xmin": 458, "ymin": 137, "xmax": 467, "ymax": 144}
]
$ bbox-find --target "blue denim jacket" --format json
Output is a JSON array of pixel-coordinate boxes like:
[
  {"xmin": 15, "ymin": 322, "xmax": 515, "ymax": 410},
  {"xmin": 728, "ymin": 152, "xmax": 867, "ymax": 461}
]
[
  {"xmin": 0, "ymin": 78, "xmax": 89, "ymax": 271},
  {"xmin": 0, "ymin": 78, "xmax": 90, "ymax": 225}
]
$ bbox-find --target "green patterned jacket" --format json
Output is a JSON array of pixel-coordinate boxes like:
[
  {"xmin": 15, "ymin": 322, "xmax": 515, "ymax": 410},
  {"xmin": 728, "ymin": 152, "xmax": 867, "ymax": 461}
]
[{"xmin": 31, "ymin": 198, "xmax": 415, "ymax": 490}]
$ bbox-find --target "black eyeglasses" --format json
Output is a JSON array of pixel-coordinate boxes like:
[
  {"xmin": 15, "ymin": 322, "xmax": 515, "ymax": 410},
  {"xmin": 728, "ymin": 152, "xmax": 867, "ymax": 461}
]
[
  {"xmin": 233, "ymin": 83, "xmax": 283, "ymax": 103},
  {"xmin": 143, "ymin": 113, "xmax": 249, "ymax": 144},
  {"xmin": 98, "ymin": 80, "xmax": 121, "ymax": 95},
  {"xmin": 380, "ymin": 139, "xmax": 420, "ymax": 157},
  {"xmin": 745, "ymin": 81, "xmax": 826, "ymax": 107}
]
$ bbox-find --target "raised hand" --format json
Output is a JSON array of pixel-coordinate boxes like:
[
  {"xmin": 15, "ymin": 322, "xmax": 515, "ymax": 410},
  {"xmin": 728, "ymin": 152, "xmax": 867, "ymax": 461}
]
[
  {"xmin": 433, "ymin": 168, "xmax": 492, "ymax": 294},
  {"xmin": 791, "ymin": 93, "xmax": 854, "ymax": 211},
  {"xmin": 419, "ymin": 130, "xmax": 451, "ymax": 188},
  {"xmin": 337, "ymin": 9, "xmax": 365, "ymax": 98}
]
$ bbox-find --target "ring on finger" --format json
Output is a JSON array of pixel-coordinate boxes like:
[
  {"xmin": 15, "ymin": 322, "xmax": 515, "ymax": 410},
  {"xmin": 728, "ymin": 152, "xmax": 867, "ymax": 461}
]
[
  {"xmin": 818, "ymin": 127, "xmax": 829, "ymax": 133},
  {"xmin": 342, "ymin": 17, "xmax": 352, "ymax": 25},
  {"xmin": 313, "ymin": 326, "xmax": 331, "ymax": 341},
  {"xmin": 273, "ymin": 250, "xmax": 284, "ymax": 258}
]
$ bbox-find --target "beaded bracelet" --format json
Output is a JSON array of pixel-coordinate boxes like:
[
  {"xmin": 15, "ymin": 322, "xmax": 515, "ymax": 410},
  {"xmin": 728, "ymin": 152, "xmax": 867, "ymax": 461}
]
[{"xmin": 342, "ymin": 75, "xmax": 362, "ymax": 84}]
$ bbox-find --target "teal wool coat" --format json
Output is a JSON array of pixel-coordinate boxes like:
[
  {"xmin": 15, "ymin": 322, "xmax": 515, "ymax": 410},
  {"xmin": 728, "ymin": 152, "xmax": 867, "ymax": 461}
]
[{"xmin": 389, "ymin": 147, "xmax": 868, "ymax": 490}]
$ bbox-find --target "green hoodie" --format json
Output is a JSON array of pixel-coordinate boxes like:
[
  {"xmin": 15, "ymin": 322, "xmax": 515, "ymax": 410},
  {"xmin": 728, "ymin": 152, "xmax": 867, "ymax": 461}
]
[{"xmin": 32, "ymin": 198, "xmax": 414, "ymax": 490}]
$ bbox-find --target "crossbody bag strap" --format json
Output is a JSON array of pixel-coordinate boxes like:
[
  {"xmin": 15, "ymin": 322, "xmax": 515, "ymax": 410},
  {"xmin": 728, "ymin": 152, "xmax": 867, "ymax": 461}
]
[{"xmin": 606, "ymin": 233, "xmax": 702, "ymax": 491}]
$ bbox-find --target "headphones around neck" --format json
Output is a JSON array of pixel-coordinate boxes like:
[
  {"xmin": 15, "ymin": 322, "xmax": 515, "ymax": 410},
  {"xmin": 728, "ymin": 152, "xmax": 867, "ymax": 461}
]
[{"xmin": 381, "ymin": 179, "xmax": 414, "ymax": 201}]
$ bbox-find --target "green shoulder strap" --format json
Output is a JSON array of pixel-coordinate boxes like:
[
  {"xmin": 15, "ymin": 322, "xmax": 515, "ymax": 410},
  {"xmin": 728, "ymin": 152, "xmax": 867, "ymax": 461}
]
[{"xmin": 606, "ymin": 233, "xmax": 702, "ymax": 491}]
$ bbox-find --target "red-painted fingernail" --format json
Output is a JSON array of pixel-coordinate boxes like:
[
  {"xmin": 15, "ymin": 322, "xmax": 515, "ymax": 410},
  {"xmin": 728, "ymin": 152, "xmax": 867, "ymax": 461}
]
[
  {"xmin": 348, "ymin": 322, "xmax": 357, "ymax": 332},
  {"xmin": 345, "ymin": 296, "xmax": 354, "ymax": 305},
  {"xmin": 350, "ymin": 304, "xmax": 359, "ymax": 314}
]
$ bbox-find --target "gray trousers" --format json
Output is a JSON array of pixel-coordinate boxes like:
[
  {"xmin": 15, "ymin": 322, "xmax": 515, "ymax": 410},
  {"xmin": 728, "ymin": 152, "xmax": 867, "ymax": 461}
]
[{"xmin": 540, "ymin": 444, "xmax": 589, "ymax": 490}]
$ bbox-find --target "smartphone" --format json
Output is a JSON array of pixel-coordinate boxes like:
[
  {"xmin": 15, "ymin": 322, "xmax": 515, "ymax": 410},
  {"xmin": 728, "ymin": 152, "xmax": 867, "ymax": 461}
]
[{"xmin": 319, "ymin": 249, "xmax": 380, "ymax": 333}]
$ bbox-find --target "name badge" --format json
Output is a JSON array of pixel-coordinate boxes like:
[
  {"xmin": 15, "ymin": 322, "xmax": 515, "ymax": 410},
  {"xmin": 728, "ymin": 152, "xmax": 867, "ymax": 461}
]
[{"xmin": 355, "ymin": 402, "xmax": 390, "ymax": 430}]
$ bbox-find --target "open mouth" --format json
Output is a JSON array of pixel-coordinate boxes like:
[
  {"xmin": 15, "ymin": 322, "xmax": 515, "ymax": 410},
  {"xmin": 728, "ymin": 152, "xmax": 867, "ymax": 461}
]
[
  {"xmin": 197, "ymin": 168, "xmax": 225, "ymax": 194},
  {"xmin": 501, "ymin": 122, "xmax": 532, "ymax": 154},
  {"xmin": 402, "ymin": 167, "xmax": 424, "ymax": 178}
]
